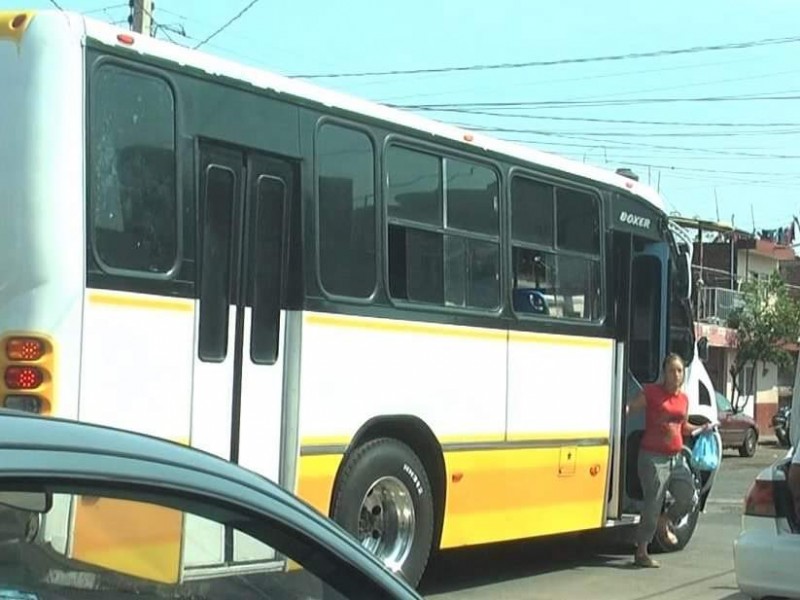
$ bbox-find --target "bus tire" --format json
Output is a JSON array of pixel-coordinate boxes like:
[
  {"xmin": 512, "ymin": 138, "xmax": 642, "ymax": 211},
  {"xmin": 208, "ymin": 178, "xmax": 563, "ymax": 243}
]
[{"xmin": 331, "ymin": 437, "xmax": 434, "ymax": 588}]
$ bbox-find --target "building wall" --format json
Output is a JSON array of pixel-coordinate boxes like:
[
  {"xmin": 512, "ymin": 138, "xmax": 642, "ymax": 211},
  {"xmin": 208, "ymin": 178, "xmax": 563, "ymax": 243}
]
[
  {"xmin": 720, "ymin": 349, "xmax": 778, "ymax": 432},
  {"xmin": 737, "ymin": 251, "xmax": 778, "ymax": 283},
  {"xmin": 754, "ymin": 361, "xmax": 779, "ymax": 432},
  {"xmin": 693, "ymin": 244, "xmax": 734, "ymax": 288}
]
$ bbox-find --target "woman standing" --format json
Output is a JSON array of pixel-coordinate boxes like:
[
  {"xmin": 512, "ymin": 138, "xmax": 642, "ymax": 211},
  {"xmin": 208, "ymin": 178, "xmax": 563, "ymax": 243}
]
[{"xmin": 628, "ymin": 353, "xmax": 712, "ymax": 568}]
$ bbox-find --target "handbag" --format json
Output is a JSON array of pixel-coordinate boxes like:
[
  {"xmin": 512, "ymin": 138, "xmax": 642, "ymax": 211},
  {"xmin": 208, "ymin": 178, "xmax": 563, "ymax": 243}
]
[{"xmin": 691, "ymin": 430, "xmax": 720, "ymax": 471}]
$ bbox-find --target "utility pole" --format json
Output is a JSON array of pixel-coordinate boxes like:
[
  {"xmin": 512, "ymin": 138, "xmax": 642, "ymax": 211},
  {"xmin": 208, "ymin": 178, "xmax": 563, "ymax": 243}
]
[{"xmin": 130, "ymin": 0, "xmax": 154, "ymax": 36}]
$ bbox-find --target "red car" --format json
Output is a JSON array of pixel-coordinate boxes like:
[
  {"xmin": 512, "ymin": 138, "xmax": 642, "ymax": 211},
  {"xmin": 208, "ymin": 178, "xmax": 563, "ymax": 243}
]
[{"xmin": 715, "ymin": 392, "xmax": 759, "ymax": 457}]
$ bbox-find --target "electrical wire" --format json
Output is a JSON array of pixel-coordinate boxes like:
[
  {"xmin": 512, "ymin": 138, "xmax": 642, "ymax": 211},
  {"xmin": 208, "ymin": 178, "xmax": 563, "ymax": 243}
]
[
  {"xmin": 416, "ymin": 110, "xmax": 800, "ymax": 128},
  {"xmin": 193, "ymin": 0, "xmax": 262, "ymax": 50},
  {"xmin": 291, "ymin": 34, "xmax": 800, "ymax": 79},
  {"xmin": 454, "ymin": 125, "xmax": 800, "ymax": 138},
  {"xmin": 84, "ymin": 3, "xmax": 127, "ymax": 14},
  {"xmin": 394, "ymin": 91, "xmax": 800, "ymax": 111}
]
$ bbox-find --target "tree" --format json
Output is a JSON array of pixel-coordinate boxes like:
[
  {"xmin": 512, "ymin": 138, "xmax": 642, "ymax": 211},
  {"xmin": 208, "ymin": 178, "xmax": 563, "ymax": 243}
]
[{"xmin": 727, "ymin": 272, "xmax": 800, "ymax": 412}]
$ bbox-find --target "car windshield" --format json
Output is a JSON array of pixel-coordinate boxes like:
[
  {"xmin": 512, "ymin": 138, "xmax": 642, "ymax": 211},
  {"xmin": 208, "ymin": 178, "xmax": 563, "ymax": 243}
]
[
  {"xmin": 716, "ymin": 393, "xmax": 733, "ymax": 412},
  {"xmin": 0, "ymin": 490, "xmax": 350, "ymax": 600}
]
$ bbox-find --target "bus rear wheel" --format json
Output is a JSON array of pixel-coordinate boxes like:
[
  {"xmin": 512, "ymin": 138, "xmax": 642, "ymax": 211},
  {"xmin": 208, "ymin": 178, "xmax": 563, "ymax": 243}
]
[{"xmin": 331, "ymin": 437, "xmax": 434, "ymax": 588}]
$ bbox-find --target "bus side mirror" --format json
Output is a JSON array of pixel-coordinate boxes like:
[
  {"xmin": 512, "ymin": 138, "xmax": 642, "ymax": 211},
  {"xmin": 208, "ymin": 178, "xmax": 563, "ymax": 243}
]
[{"xmin": 697, "ymin": 337, "xmax": 709, "ymax": 362}]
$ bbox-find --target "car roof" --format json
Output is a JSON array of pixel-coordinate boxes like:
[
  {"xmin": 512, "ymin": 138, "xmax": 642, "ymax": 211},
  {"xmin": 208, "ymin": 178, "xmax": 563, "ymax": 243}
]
[
  {"xmin": 0, "ymin": 410, "xmax": 251, "ymax": 472},
  {"xmin": 0, "ymin": 409, "xmax": 307, "ymax": 514}
]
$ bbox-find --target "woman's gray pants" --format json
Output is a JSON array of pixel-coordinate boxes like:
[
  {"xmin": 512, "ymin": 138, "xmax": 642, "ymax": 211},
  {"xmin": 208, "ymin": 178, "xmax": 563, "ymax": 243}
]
[{"xmin": 636, "ymin": 449, "xmax": 697, "ymax": 546}]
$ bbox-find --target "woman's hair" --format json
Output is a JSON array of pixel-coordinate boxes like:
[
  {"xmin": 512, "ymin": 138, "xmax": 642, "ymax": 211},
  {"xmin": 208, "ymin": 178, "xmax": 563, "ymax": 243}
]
[
  {"xmin": 660, "ymin": 353, "xmax": 686, "ymax": 387},
  {"xmin": 662, "ymin": 353, "xmax": 685, "ymax": 371}
]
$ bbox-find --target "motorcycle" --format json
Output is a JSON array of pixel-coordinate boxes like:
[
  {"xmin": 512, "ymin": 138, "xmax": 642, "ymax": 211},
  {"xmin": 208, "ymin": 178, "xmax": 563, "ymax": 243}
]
[{"xmin": 772, "ymin": 405, "xmax": 792, "ymax": 448}]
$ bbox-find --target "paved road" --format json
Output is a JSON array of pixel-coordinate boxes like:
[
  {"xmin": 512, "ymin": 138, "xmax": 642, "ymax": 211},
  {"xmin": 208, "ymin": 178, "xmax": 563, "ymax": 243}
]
[{"xmin": 421, "ymin": 442, "xmax": 789, "ymax": 600}]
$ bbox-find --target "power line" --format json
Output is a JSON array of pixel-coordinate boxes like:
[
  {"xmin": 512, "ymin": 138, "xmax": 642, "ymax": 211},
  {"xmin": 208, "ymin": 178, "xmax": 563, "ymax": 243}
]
[
  {"xmin": 378, "ymin": 56, "xmax": 761, "ymax": 102},
  {"xmin": 436, "ymin": 108, "xmax": 800, "ymax": 128},
  {"xmin": 456, "ymin": 125, "xmax": 800, "ymax": 138},
  {"xmin": 291, "ymin": 34, "xmax": 800, "ymax": 79},
  {"xmin": 554, "ymin": 67, "xmax": 800, "ymax": 104},
  {"xmin": 84, "ymin": 3, "xmax": 127, "ymax": 14},
  {"xmin": 498, "ymin": 131, "xmax": 800, "ymax": 159},
  {"xmin": 394, "ymin": 91, "xmax": 800, "ymax": 111},
  {"xmin": 614, "ymin": 161, "xmax": 800, "ymax": 178},
  {"xmin": 193, "ymin": 0, "xmax": 261, "ymax": 50},
  {"xmin": 47, "ymin": 0, "xmax": 63, "ymax": 10},
  {"xmin": 436, "ymin": 110, "xmax": 800, "ymax": 128}
]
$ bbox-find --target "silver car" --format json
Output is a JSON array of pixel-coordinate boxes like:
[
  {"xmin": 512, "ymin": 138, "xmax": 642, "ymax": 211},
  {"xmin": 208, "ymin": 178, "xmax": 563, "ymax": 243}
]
[{"xmin": 0, "ymin": 410, "xmax": 422, "ymax": 599}]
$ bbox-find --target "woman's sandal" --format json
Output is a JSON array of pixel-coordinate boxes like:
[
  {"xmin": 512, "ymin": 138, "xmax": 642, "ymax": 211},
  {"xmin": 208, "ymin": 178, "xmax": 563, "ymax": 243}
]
[{"xmin": 634, "ymin": 554, "xmax": 660, "ymax": 568}]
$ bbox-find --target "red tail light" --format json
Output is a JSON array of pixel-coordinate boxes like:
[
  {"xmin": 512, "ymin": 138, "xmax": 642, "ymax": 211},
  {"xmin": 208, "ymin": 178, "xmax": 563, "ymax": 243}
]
[
  {"xmin": 4, "ymin": 366, "xmax": 43, "ymax": 390},
  {"xmin": 744, "ymin": 480, "xmax": 777, "ymax": 517},
  {"xmin": 6, "ymin": 337, "xmax": 45, "ymax": 361}
]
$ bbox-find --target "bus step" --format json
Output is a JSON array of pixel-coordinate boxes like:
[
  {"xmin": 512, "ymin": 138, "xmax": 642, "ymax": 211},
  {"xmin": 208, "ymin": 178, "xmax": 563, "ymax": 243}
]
[{"xmin": 605, "ymin": 514, "xmax": 640, "ymax": 528}]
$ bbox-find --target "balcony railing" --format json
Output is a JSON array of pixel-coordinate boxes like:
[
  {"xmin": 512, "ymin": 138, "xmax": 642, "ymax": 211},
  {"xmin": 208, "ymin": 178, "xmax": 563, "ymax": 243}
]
[{"xmin": 696, "ymin": 286, "xmax": 745, "ymax": 325}]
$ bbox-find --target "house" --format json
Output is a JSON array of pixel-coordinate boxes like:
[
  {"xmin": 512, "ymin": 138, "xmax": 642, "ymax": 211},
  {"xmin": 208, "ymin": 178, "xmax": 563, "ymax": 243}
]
[{"xmin": 672, "ymin": 216, "xmax": 799, "ymax": 432}]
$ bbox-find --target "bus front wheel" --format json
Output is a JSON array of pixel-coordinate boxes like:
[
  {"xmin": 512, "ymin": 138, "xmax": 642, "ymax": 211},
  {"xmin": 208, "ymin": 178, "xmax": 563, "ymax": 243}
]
[
  {"xmin": 331, "ymin": 437, "xmax": 434, "ymax": 588},
  {"xmin": 651, "ymin": 504, "xmax": 701, "ymax": 553}
]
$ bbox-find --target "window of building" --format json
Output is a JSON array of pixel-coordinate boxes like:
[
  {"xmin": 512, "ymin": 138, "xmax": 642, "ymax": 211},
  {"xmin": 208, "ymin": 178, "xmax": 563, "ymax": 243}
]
[
  {"xmin": 387, "ymin": 147, "xmax": 500, "ymax": 311},
  {"xmin": 317, "ymin": 124, "xmax": 376, "ymax": 298},
  {"xmin": 90, "ymin": 65, "xmax": 178, "ymax": 274}
]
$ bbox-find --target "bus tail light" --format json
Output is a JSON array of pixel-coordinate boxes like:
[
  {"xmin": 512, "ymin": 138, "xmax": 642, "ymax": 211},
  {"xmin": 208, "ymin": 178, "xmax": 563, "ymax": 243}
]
[
  {"xmin": 1, "ymin": 333, "xmax": 54, "ymax": 416},
  {"xmin": 744, "ymin": 480, "xmax": 777, "ymax": 518},
  {"xmin": 5, "ymin": 366, "xmax": 43, "ymax": 390},
  {"xmin": 3, "ymin": 395, "xmax": 41, "ymax": 413},
  {"xmin": 6, "ymin": 337, "xmax": 45, "ymax": 361}
]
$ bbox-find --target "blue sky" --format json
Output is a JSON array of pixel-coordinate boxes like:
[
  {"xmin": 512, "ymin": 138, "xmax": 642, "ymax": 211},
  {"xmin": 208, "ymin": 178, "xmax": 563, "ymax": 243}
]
[{"xmin": 16, "ymin": 0, "xmax": 800, "ymax": 235}]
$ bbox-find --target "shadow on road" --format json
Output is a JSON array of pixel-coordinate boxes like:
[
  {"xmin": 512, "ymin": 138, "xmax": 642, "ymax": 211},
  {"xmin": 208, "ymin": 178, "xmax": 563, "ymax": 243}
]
[{"xmin": 419, "ymin": 530, "xmax": 635, "ymax": 595}]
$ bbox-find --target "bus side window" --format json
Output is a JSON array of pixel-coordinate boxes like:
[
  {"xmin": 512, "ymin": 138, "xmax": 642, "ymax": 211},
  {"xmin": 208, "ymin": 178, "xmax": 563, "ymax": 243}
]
[
  {"xmin": 510, "ymin": 176, "xmax": 601, "ymax": 321},
  {"xmin": 316, "ymin": 123, "xmax": 377, "ymax": 299},
  {"xmin": 89, "ymin": 65, "xmax": 178, "ymax": 275},
  {"xmin": 386, "ymin": 146, "xmax": 501, "ymax": 311}
]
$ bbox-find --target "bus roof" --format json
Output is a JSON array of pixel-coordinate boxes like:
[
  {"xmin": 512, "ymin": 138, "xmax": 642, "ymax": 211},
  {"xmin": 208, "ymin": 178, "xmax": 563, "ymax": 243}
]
[{"xmin": 33, "ymin": 10, "xmax": 668, "ymax": 214}]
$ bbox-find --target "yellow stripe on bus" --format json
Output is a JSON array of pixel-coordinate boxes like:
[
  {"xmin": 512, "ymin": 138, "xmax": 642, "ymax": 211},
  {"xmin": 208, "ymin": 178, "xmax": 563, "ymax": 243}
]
[
  {"xmin": 509, "ymin": 330, "xmax": 614, "ymax": 349},
  {"xmin": 305, "ymin": 312, "xmax": 614, "ymax": 348},
  {"xmin": 299, "ymin": 431, "xmax": 607, "ymax": 451},
  {"xmin": 504, "ymin": 431, "xmax": 609, "ymax": 443},
  {"xmin": 306, "ymin": 313, "xmax": 506, "ymax": 341},
  {"xmin": 88, "ymin": 292, "xmax": 193, "ymax": 313}
]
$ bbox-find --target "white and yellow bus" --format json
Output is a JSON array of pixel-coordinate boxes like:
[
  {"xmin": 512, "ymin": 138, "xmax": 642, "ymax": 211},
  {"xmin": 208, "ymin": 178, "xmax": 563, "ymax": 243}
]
[{"xmin": 0, "ymin": 9, "xmax": 719, "ymax": 588}]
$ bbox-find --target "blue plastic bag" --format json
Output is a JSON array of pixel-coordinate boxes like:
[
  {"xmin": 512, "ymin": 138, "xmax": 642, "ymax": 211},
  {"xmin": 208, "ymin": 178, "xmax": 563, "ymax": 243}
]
[{"xmin": 691, "ymin": 430, "xmax": 720, "ymax": 471}]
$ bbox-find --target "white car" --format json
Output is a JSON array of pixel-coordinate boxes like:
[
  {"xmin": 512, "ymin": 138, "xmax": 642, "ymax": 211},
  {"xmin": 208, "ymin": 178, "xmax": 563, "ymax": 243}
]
[{"xmin": 733, "ymin": 450, "xmax": 800, "ymax": 599}]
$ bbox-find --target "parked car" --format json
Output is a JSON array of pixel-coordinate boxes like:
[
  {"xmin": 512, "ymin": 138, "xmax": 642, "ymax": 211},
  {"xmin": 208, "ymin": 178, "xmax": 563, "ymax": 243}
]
[
  {"xmin": 715, "ymin": 392, "xmax": 759, "ymax": 457},
  {"xmin": 733, "ymin": 450, "xmax": 800, "ymax": 599},
  {"xmin": 0, "ymin": 410, "xmax": 422, "ymax": 600}
]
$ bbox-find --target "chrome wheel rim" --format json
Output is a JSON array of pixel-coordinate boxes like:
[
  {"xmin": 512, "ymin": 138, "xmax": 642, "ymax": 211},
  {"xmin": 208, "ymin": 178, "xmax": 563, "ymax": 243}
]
[{"xmin": 358, "ymin": 476, "xmax": 415, "ymax": 572}]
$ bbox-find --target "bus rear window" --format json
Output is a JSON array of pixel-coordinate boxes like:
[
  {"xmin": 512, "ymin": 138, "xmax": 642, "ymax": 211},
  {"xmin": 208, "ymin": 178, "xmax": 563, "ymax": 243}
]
[{"xmin": 89, "ymin": 65, "xmax": 178, "ymax": 275}]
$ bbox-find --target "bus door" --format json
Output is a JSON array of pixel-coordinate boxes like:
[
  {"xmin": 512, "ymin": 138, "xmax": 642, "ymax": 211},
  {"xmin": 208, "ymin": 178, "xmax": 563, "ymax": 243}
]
[
  {"xmin": 620, "ymin": 236, "xmax": 669, "ymax": 514},
  {"xmin": 187, "ymin": 142, "xmax": 292, "ymax": 570}
]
